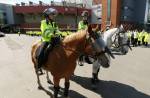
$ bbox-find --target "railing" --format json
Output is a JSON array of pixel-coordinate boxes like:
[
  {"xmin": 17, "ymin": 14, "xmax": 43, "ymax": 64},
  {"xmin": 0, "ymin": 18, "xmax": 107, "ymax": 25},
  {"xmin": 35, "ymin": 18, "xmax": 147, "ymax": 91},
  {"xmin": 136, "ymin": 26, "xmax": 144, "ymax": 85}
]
[
  {"xmin": 19, "ymin": 23, "xmax": 77, "ymax": 31},
  {"xmin": 121, "ymin": 21, "xmax": 144, "ymax": 30},
  {"xmin": 15, "ymin": 1, "xmax": 85, "ymax": 8}
]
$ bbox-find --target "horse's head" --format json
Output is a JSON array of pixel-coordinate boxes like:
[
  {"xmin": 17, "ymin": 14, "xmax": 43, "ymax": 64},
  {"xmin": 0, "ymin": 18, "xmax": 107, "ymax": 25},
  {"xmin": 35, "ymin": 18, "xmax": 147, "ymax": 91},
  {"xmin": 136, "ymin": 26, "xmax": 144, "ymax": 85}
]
[
  {"xmin": 86, "ymin": 25, "xmax": 105, "ymax": 52},
  {"xmin": 114, "ymin": 25, "xmax": 131, "ymax": 54},
  {"xmin": 83, "ymin": 25, "xmax": 115, "ymax": 68}
]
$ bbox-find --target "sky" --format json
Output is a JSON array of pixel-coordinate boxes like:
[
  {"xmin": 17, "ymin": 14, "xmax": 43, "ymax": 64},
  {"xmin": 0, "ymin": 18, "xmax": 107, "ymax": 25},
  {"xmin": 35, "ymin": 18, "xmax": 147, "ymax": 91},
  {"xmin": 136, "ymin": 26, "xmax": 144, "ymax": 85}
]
[{"xmin": 0, "ymin": 0, "xmax": 62, "ymax": 5}]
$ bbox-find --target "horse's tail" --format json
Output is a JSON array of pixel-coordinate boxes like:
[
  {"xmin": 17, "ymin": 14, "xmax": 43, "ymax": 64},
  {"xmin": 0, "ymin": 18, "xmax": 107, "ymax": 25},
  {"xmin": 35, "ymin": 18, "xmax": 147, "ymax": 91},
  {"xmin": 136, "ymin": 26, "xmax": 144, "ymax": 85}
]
[{"xmin": 31, "ymin": 42, "xmax": 38, "ymax": 67}]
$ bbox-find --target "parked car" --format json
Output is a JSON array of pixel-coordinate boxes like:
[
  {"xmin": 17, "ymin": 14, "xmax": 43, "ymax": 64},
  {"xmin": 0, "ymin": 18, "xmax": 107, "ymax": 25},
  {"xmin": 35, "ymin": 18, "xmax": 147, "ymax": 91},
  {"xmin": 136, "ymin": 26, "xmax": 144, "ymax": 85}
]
[
  {"xmin": 0, "ymin": 32, "xmax": 5, "ymax": 37},
  {"xmin": 0, "ymin": 24, "xmax": 19, "ymax": 33}
]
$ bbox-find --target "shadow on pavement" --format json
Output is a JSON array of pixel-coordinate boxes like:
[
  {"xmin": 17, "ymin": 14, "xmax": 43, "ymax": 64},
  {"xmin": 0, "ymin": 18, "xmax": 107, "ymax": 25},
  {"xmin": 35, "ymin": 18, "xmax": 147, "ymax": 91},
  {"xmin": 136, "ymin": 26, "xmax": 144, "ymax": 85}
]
[
  {"xmin": 140, "ymin": 44, "xmax": 150, "ymax": 48},
  {"xmin": 71, "ymin": 75, "xmax": 150, "ymax": 98},
  {"xmin": 38, "ymin": 84, "xmax": 86, "ymax": 98},
  {"xmin": 112, "ymin": 52, "xmax": 124, "ymax": 55},
  {"xmin": 37, "ymin": 86, "xmax": 53, "ymax": 98}
]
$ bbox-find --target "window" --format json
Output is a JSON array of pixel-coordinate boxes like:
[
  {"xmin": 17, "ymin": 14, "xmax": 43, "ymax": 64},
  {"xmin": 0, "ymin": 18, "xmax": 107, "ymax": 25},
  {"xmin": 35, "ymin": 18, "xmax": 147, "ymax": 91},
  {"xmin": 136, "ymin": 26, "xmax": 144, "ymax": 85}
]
[
  {"xmin": 147, "ymin": 0, "xmax": 150, "ymax": 23},
  {"xmin": 0, "ymin": 10, "xmax": 5, "ymax": 24},
  {"xmin": 107, "ymin": 0, "xmax": 111, "ymax": 21}
]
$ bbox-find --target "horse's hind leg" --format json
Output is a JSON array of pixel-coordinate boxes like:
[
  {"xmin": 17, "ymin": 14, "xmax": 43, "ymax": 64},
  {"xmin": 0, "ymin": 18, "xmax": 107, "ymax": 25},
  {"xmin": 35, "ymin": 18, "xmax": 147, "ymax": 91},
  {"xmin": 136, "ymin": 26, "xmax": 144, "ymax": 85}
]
[
  {"xmin": 37, "ymin": 68, "xmax": 44, "ymax": 75},
  {"xmin": 64, "ymin": 77, "xmax": 70, "ymax": 97},
  {"xmin": 46, "ymin": 71, "xmax": 53, "ymax": 85},
  {"xmin": 53, "ymin": 77, "xmax": 60, "ymax": 98},
  {"xmin": 34, "ymin": 66, "xmax": 42, "ymax": 89}
]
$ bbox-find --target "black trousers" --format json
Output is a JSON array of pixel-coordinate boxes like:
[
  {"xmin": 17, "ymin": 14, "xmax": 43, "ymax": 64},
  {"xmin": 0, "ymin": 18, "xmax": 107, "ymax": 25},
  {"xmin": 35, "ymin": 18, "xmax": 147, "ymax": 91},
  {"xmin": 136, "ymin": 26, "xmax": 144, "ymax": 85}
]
[
  {"xmin": 138, "ymin": 41, "xmax": 141, "ymax": 46},
  {"xmin": 142, "ymin": 37, "xmax": 145, "ymax": 45},
  {"xmin": 37, "ymin": 42, "xmax": 49, "ymax": 68},
  {"xmin": 37, "ymin": 36, "xmax": 60, "ymax": 68},
  {"xmin": 134, "ymin": 38, "xmax": 138, "ymax": 46},
  {"xmin": 145, "ymin": 42, "xmax": 148, "ymax": 46}
]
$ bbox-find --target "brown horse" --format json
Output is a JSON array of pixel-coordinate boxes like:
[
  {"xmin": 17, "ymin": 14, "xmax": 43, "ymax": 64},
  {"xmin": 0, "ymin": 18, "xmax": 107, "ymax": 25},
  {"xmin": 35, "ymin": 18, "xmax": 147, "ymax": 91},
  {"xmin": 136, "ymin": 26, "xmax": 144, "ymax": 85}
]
[{"xmin": 31, "ymin": 26, "xmax": 104, "ymax": 98}]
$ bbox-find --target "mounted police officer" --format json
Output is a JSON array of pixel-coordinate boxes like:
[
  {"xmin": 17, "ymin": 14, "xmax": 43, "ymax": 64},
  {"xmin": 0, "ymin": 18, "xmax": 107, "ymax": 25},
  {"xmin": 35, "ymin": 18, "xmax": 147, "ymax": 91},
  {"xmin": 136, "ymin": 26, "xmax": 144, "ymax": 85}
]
[
  {"xmin": 78, "ymin": 11, "xmax": 89, "ymax": 31},
  {"xmin": 78, "ymin": 11, "xmax": 93, "ymax": 66},
  {"xmin": 37, "ymin": 8, "xmax": 60, "ymax": 69}
]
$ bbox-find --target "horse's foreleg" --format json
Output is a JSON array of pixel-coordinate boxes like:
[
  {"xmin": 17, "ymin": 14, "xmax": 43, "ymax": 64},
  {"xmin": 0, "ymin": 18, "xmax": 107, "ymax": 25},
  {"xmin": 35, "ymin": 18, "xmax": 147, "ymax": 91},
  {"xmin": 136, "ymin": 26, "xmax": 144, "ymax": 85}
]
[
  {"xmin": 46, "ymin": 71, "xmax": 53, "ymax": 85},
  {"xmin": 38, "ymin": 68, "xmax": 44, "ymax": 75},
  {"xmin": 64, "ymin": 77, "xmax": 70, "ymax": 97},
  {"xmin": 53, "ymin": 77, "xmax": 60, "ymax": 98},
  {"xmin": 92, "ymin": 60, "xmax": 100, "ymax": 85}
]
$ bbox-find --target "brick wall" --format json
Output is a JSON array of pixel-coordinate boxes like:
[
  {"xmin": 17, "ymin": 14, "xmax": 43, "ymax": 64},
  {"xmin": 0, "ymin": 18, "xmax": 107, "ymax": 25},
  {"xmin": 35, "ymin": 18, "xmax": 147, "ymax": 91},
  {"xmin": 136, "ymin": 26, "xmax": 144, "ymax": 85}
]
[
  {"xmin": 101, "ymin": 0, "xmax": 121, "ymax": 30},
  {"xmin": 93, "ymin": 0, "xmax": 101, "ymax": 5}
]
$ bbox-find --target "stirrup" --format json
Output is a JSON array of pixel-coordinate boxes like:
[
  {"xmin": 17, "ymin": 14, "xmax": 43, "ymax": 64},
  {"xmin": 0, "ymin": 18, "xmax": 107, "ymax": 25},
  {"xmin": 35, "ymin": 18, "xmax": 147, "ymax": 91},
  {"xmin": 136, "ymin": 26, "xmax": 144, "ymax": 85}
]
[
  {"xmin": 78, "ymin": 61, "xmax": 84, "ymax": 66},
  {"xmin": 37, "ymin": 68, "xmax": 44, "ymax": 75},
  {"xmin": 79, "ymin": 63, "xmax": 84, "ymax": 66}
]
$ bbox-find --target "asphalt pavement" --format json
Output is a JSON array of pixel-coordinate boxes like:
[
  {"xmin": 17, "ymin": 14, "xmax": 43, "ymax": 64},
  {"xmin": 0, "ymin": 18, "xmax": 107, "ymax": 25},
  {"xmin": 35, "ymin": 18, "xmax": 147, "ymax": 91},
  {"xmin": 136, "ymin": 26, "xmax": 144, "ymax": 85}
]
[{"xmin": 0, "ymin": 34, "xmax": 150, "ymax": 98}]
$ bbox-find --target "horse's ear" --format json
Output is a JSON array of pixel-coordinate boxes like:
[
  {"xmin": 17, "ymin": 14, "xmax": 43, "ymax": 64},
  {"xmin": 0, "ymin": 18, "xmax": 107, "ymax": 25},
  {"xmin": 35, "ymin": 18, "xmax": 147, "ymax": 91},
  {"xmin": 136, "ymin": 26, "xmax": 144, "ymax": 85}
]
[
  {"xmin": 92, "ymin": 24, "xmax": 99, "ymax": 32},
  {"xmin": 119, "ymin": 24, "xmax": 125, "ymax": 33},
  {"xmin": 88, "ymin": 25, "xmax": 92, "ymax": 34}
]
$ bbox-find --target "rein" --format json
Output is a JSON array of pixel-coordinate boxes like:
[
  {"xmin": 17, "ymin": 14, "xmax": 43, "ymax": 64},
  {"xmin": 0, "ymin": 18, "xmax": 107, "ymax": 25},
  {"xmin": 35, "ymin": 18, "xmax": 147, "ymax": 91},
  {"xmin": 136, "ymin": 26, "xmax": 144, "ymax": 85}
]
[
  {"xmin": 111, "ymin": 28, "xmax": 127, "ymax": 48},
  {"xmin": 111, "ymin": 31, "xmax": 131, "ymax": 50},
  {"xmin": 62, "ymin": 31, "xmax": 91, "ymax": 55}
]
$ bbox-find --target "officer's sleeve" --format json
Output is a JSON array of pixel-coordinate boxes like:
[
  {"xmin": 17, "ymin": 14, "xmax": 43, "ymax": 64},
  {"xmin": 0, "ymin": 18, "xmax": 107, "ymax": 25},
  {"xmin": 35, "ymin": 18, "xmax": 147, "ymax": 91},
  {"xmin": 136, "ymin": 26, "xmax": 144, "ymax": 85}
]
[
  {"xmin": 56, "ymin": 25, "xmax": 61, "ymax": 33},
  {"xmin": 55, "ymin": 23, "xmax": 62, "ymax": 36},
  {"xmin": 47, "ymin": 32, "xmax": 54, "ymax": 38},
  {"xmin": 78, "ymin": 21, "xmax": 82, "ymax": 31},
  {"xmin": 40, "ymin": 21, "xmax": 45, "ymax": 33}
]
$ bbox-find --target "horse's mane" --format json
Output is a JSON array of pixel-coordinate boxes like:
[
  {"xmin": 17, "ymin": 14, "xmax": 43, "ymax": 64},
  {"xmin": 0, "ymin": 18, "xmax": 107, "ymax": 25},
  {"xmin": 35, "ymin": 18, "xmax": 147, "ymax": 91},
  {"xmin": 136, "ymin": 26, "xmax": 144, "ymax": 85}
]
[
  {"xmin": 103, "ymin": 28, "xmax": 118, "ymax": 38},
  {"xmin": 63, "ymin": 29, "xmax": 87, "ymax": 44},
  {"xmin": 105, "ymin": 28, "xmax": 118, "ymax": 35}
]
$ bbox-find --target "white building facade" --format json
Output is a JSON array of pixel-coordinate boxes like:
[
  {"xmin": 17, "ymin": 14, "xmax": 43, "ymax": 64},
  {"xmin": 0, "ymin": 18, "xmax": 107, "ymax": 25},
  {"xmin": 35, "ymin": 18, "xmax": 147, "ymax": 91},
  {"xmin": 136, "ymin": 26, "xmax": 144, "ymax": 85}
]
[{"xmin": 91, "ymin": 4, "xmax": 102, "ymax": 24}]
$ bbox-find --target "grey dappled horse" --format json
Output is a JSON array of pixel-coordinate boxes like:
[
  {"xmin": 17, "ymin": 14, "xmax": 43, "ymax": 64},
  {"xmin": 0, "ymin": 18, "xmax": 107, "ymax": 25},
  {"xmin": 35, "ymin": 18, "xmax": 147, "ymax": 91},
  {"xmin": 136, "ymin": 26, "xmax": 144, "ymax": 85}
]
[{"xmin": 91, "ymin": 26, "xmax": 130, "ymax": 87}]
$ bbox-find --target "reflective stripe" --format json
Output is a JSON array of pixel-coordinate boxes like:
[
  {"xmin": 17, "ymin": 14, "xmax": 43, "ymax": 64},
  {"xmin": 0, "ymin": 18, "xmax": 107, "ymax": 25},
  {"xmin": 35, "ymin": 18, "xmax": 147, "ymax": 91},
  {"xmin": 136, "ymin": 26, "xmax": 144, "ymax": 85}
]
[{"xmin": 78, "ymin": 21, "xmax": 87, "ymax": 31}]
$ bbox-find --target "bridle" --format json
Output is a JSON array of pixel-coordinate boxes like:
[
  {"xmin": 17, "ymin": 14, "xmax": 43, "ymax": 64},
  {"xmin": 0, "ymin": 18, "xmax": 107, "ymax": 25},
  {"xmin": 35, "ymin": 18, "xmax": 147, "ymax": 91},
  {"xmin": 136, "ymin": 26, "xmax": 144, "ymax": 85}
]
[
  {"xmin": 62, "ymin": 31, "xmax": 93, "ymax": 55},
  {"xmin": 111, "ymin": 28, "xmax": 132, "ymax": 50},
  {"xmin": 112, "ymin": 28, "xmax": 126, "ymax": 48}
]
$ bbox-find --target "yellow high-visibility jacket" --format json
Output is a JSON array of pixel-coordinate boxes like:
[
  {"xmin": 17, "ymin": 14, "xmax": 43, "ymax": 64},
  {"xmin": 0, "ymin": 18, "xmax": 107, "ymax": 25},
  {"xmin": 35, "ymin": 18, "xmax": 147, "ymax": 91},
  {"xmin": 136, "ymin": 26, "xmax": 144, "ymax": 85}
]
[
  {"xmin": 144, "ymin": 33, "xmax": 150, "ymax": 42},
  {"xmin": 78, "ymin": 21, "xmax": 88, "ymax": 31},
  {"xmin": 40, "ymin": 20, "xmax": 60, "ymax": 42}
]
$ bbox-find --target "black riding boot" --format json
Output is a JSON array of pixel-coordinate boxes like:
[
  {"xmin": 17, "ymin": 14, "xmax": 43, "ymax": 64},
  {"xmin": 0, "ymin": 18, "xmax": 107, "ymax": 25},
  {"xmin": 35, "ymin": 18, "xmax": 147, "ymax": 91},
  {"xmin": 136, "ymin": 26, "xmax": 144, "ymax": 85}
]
[
  {"xmin": 64, "ymin": 82, "xmax": 70, "ymax": 97},
  {"xmin": 43, "ymin": 43, "xmax": 53, "ymax": 63},
  {"xmin": 91, "ymin": 73, "xmax": 97, "ymax": 85},
  {"xmin": 79, "ymin": 55, "xmax": 84, "ymax": 66},
  {"xmin": 37, "ymin": 42, "xmax": 49, "ymax": 69},
  {"xmin": 95, "ymin": 68, "xmax": 100, "ymax": 82},
  {"xmin": 54, "ymin": 86, "xmax": 60, "ymax": 98}
]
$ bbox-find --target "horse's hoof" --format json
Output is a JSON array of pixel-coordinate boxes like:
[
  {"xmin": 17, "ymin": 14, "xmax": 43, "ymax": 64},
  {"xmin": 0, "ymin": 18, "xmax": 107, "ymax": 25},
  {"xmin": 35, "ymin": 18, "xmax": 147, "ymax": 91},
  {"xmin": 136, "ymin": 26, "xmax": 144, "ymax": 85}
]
[
  {"xmin": 91, "ymin": 84, "xmax": 97, "ymax": 90},
  {"xmin": 64, "ymin": 96, "xmax": 70, "ymax": 98},
  {"xmin": 38, "ymin": 86, "xmax": 43, "ymax": 90},
  {"xmin": 52, "ymin": 95, "xmax": 59, "ymax": 98},
  {"xmin": 38, "ymin": 72, "xmax": 44, "ymax": 75},
  {"xmin": 95, "ymin": 79, "xmax": 100, "ymax": 83},
  {"xmin": 47, "ymin": 80, "xmax": 53, "ymax": 85},
  {"xmin": 79, "ymin": 64, "xmax": 84, "ymax": 66}
]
